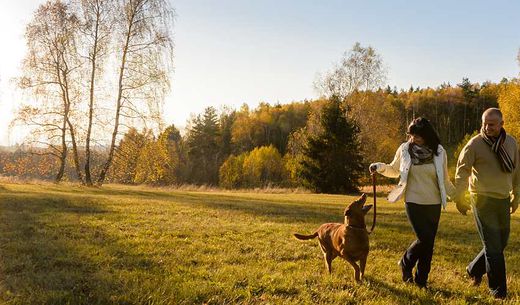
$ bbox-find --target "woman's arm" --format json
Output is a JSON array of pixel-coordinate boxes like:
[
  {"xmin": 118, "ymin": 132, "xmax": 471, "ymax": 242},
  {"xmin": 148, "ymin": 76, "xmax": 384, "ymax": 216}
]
[
  {"xmin": 372, "ymin": 145, "xmax": 402, "ymax": 178},
  {"xmin": 443, "ymin": 150, "xmax": 456, "ymax": 197}
]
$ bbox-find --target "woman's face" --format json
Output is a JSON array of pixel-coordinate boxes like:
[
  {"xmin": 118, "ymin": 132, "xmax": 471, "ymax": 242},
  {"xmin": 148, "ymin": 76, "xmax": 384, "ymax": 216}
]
[{"xmin": 410, "ymin": 134, "xmax": 425, "ymax": 146}]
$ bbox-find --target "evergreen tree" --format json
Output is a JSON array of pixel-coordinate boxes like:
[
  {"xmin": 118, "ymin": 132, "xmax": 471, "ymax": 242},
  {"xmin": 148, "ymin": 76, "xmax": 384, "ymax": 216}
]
[
  {"xmin": 219, "ymin": 108, "xmax": 236, "ymax": 157},
  {"xmin": 186, "ymin": 107, "xmax": 221, "ymax": 185},
  {"xmin": 160, "ymin": 124, "xmax": 188, "ymax": 184},
  {"xmin": 299, "ymin": 97, "xmax": 364, "ymax": 193}
]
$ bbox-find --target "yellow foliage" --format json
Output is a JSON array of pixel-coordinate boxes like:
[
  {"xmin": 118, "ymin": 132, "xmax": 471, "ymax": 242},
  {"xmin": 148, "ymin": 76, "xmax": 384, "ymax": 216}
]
[
  {"xmin": 219, "ymin": 145, "xmax": 287, "ymax": 188},
  {"xmin": 499, "ymin": 82, "xmax": 520, "ymax": 141}
]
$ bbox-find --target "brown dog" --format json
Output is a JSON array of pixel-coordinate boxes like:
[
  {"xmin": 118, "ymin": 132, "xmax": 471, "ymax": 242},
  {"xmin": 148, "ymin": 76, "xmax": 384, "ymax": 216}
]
[{"xmin": 294, "ymin": 194, "xmax": 372, "ymax": 282}]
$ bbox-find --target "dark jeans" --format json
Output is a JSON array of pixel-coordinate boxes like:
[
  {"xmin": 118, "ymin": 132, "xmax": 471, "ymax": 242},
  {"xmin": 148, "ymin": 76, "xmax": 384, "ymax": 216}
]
[
  {"xmin": 401, "ymin": 202, "xmax": 441, "ymax": 285},
  {"xmin": 467, "ymin": 194, "xmax": 510, "ymax": 298}
]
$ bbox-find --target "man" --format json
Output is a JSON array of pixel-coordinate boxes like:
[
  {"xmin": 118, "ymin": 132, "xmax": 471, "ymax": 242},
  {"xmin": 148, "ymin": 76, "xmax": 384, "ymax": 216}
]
[{"xmin": 454, "ymin": 108, "xmax": 520, "ymax": 299}]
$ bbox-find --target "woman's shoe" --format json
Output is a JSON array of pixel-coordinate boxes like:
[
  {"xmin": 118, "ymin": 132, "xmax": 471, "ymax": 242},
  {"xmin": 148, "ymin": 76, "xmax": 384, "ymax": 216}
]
[
  {"xmin": 398, "ymin": 259, "xmax": 413, "ymax": 283},
  {"xmin": 466, "ymin": 266, "xmax": 482, "ymax": 286}
]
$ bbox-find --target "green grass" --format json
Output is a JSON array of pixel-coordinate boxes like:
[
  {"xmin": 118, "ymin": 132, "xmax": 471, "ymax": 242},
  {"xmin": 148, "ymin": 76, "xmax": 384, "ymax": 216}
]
[{"xmin": 1, "ymin": 183, "xmax": 519, "ymax": 304}]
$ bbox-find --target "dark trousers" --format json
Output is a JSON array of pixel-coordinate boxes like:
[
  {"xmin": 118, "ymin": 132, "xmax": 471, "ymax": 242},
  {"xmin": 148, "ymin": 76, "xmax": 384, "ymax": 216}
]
[
  {"xmin": 467, "ymin": 194, "xmax": 510, "ymax": 298},
  {"xmin": 401, "ymin": 202, "xmax": 441, "ymax": 285}
]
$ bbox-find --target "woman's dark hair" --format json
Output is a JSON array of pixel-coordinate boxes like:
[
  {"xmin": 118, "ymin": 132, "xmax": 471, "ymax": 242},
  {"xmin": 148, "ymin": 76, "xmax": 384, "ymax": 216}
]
[{"xmin": 407, "ymin": 117, "xmax": 441, "ymax": 155}]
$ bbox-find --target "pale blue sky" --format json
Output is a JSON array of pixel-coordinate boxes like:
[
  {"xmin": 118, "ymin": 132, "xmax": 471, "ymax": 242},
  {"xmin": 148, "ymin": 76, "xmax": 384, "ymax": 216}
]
[{"xmin": 1, "ymin": 0, "xmax": 520, "ymax": 145}]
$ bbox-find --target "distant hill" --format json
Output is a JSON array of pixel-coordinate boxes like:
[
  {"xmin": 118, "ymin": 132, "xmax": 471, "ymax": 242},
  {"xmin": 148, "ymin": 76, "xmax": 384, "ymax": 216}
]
[
  {"xmin": 0, "ymin": 146, "xmax": 17, "ymax": 152},
  {"xmin": 0, "ymin": 144, "xmax": 111, "ymax": 153}
]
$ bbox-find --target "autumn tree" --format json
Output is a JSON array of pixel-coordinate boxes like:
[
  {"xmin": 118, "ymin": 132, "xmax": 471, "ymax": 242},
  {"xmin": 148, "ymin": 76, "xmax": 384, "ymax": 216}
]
[
  {"xmin": 231, "ymin": 102, "xmax": 310, "ymax": 155},
  {"xmin": 219, "ymin": 145, "xmax": 286, "ymax": 188},
  {"xmin": 108, "ymin": 127, "xmax": 152, "ymax": 183},
  {"xmin": 498, "ymin": 81, "xmax": 520, "ymax": 141},
  {"xmin": 134, "ymin": 125, "xmax": 184, "ymax": 185},
  {"xmin": 242, "ymin": 145, "xmax": 286, "ymax": 187},
  {"xmin": 346, "ymin": 91, "xmax": 404, "ymax": 164},
  {"xmin": 219, "ymin": 154, "xmax": 246, "ymax": 189},
  {"xmin": 0, "ymin": 147, "xmax": 59, "ymax": 180}
]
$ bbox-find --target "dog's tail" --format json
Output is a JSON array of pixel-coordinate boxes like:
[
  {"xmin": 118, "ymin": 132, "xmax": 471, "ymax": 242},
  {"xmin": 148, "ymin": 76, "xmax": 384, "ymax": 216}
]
[{"xmin": 293, "ymin": 232, "xmax": 318, "ymax": 240}]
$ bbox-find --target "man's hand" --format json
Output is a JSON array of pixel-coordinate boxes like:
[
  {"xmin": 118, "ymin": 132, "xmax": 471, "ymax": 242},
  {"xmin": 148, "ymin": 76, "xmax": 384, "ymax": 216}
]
[
  {"xmin": 456, "ymin": 200, "xmax": 470, "ymax": 215},
  {"xmin": 453, "ymin": 193, "xmax": 470, "ymax": 215},
  {"xmin": 510, "ymin": 199, "xmax": 518, "ymax": 214}
]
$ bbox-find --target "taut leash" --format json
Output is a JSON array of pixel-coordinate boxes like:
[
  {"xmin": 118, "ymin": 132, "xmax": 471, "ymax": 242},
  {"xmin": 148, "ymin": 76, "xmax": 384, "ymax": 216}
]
[{"xmin": 367, "ymin": 172, "xmax": 377, "ymax": 234}]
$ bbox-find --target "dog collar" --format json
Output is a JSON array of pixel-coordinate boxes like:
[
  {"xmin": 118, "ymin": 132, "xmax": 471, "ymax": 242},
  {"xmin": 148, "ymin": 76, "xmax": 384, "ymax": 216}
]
[{"xmin": 347, "ymin": 224, "xmax": 367, "ymax": 230}]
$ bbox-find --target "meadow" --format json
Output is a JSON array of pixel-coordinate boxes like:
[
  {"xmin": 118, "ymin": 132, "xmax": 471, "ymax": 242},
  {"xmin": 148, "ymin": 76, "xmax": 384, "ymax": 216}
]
[{"xmin": 1, "ymin": 182, "xmax": 520, "ymax": 304}]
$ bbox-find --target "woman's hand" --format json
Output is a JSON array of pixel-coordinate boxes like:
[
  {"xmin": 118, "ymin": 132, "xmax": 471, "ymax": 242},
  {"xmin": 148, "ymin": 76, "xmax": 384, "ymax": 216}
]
[{"xmin": 369, "ymin": 163, "xmax": 379, "ymax": 173}]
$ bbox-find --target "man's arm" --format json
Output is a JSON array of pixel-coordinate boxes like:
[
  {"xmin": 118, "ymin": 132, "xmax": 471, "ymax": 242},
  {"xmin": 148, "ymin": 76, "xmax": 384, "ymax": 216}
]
[
  {"xmin": 511, "ymin": 142, "xmax": 520, "ymax": 214},
  {"xmin": 454, "ymin": 142, "xmax": 475, "ymax": 215}
]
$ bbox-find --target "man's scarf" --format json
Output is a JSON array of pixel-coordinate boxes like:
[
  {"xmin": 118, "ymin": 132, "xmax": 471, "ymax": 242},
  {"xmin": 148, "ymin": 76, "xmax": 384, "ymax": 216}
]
[
  {"xmin": 481, "ymin": 127, "xmax": 515, "ymax": 173},
  {"xmin": 408, "ymin": 142, "xmax": 433, "ymax": 165}
]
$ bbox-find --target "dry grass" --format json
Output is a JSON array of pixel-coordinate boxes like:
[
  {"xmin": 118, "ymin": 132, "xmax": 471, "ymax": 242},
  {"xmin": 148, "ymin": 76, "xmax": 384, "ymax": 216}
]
[{"xmin": 1, "ymin": 182, "xmax": 519, "ymax": 304}]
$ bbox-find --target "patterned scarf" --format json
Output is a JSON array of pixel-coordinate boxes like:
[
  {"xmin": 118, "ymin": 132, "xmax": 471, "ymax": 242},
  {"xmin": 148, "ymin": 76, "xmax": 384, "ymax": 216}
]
[
  {"xmin": 481, "ymin": 127, "xmax": 515, "ymax": 173},
  {"xmin": 408, "ymin": 142, "xmax": 433, "ymax": 165}
]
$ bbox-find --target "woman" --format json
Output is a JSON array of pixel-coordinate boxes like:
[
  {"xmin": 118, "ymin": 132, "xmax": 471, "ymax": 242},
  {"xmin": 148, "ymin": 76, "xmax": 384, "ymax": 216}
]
[{"xmin": 370, "ymin": 117, "xmax": 455, "ymax": 288}]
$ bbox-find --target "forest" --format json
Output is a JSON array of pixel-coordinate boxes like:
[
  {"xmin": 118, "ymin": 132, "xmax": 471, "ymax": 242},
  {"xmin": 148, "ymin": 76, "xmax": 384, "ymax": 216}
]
[{"xmin": 3, "ymin": 76, "xmax": 520, "ymax": 193}]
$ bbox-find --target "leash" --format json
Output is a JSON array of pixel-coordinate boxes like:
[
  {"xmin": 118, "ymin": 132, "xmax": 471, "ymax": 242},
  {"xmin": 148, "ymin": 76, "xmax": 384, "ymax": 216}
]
[{"xmin": 367, "ymin": 172, "xmax": 377, "ymax": 234}]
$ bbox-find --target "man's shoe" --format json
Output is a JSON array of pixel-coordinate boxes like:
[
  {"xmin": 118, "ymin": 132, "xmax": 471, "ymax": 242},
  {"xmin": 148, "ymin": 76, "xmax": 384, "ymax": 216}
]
[
  {"xmin": 415, "ymin": 282, "xmax": 427, "ymax": 289},
  {"xmin": 466, "ymin": 266, "xmax": 482, "ymax": 286},
  {"xmin": 490, "ymin": 287, "xmax": 507, "ymax": 299},
  {"xmin": 493, "ymin": 293, "xmax": 506, "ymax": 300},
  {"xmin": 398, "ymin": 259, "xmax": 413, "ymax": 283}
]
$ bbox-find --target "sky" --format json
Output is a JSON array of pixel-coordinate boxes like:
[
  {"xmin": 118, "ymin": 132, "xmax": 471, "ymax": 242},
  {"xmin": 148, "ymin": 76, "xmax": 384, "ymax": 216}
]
[{"xmin": 1, "ymin": 0, "xmax": 519, "ymax": 146}]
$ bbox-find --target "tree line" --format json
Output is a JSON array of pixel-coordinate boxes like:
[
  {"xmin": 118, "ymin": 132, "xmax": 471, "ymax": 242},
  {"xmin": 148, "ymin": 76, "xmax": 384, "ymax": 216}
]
[{"xmin": 6, "ymin": 76, "xmax": 520, "ymax": 192}]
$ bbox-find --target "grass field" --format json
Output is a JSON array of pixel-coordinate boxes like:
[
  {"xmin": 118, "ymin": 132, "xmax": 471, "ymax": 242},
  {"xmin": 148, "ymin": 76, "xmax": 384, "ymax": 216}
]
[{"xmin": 1, "ymin": 183, "xmax": 520, "ymax": 304}]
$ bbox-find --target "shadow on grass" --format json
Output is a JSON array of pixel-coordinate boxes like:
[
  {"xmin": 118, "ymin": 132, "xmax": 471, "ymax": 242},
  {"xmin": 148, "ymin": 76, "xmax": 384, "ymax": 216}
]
[
  {"xmin": 0, "ymin": 192, "xmax": 167, "ymax": 304},
  {"xmin": 5, "ymin": 186, "xmax": 495, "ymax": 253},
  {"xmin": 165, "ymin": 191, "xmax": 347, "ymax": 224},
  {"xmin": 365, "ymin": 276, "xmax": 465, "ymax": 304},
  {"xmin": 160, "ymin": 192, "xmax": 488, "ymax": 252},
  {"xmin": 3, "ymin": 184, "xmax": 480, "ymax": 236},
  {"xmin": 70, "ymin": 186, "xmax": 490, "ymax": 253}
]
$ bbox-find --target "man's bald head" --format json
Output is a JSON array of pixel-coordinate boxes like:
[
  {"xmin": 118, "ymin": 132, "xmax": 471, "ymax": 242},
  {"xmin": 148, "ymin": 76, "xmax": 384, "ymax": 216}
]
[
  {"xmin": 482, "ymin": 108, "xmax": 503, "ymax": 121},
  {"xmin": 482, "ymin": 108, "xmax": 504, "ymax": 138}
]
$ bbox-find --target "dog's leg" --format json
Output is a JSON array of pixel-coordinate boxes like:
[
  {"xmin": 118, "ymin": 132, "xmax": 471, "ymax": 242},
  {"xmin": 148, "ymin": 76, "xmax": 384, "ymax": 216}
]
[
  {"xmin": 319, "ymin": 241, "xmax": 335, "ymax": 275},
  {"xmin": 345, "ymin": 257, "xmax": 361, "ymax": 282},
  {"xmin": 324, "ymin": 252, "xmax": 334, "ymax": 274},
  {"xmin": 359, "ymin": 254, "xmax": 368, "ymax": 281}
]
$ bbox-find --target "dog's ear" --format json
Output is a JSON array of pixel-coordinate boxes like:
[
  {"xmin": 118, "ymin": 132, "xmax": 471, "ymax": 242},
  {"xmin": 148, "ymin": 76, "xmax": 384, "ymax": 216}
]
[
  {"xmin": 358, "ymin": 193, "xmax": 367, "ymax": 204},
  {"xmin": 344, "ymin": 207, "xmax": 351, "ymax": 216},
  {"xmin": 362, "ymin": 204, "xmax": 373, "ymax": 214}
]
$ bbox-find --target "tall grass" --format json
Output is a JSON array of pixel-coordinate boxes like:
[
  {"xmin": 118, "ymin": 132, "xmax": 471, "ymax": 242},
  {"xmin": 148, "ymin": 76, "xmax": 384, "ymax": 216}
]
[{"xmin": 0, "ymin": 182, "xmax": 518, "ymax": 304}]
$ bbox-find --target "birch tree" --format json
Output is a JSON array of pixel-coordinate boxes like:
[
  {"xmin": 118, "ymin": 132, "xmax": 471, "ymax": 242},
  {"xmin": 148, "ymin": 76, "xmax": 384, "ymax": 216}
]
[
  {"xmin": 17, "ymin": 0, "xmax": 83, "ymax": 182},
  {"xmin": 76, "ymin": 0, "xmax": 113, "ymax": 185},
  {"xmin": 315, "ymin": 42, "xmax": 386, "ymax": 101},
  {"xmin": 97, "ymin": 0, "xmax": 174, "ymax": 185}
]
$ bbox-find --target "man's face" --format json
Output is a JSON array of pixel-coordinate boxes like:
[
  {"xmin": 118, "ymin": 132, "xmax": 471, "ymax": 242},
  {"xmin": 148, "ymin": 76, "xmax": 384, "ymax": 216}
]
[{"xmin": 482, "ymin": 113, "xmax": 503, "ymax": 138}]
